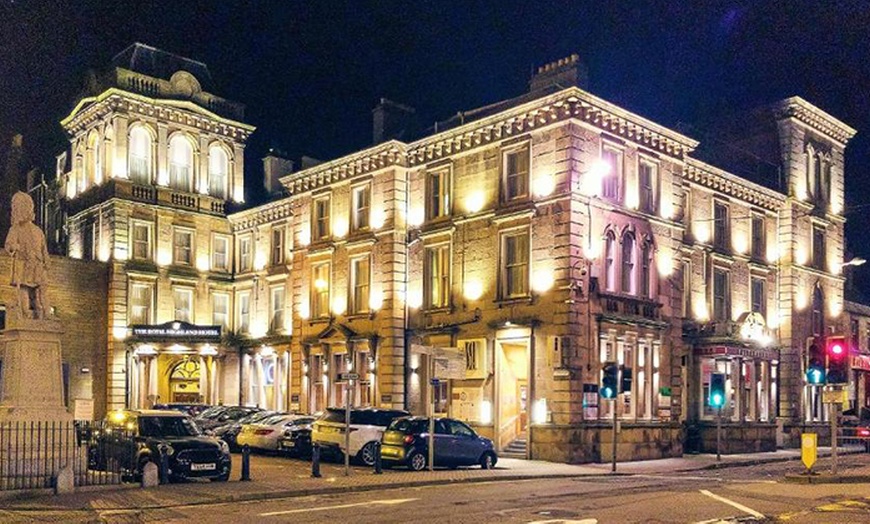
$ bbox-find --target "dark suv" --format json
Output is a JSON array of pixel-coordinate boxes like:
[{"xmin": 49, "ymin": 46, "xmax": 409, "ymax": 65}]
[{"xmin": 90, "ymin": 409, "xmax": 232, "ymax": 482}]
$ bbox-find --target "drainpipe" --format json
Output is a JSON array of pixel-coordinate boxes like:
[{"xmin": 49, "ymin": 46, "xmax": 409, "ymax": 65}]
[{"xmin": 528, "ymin": 322, "xmax": 537, "ymax": 460}]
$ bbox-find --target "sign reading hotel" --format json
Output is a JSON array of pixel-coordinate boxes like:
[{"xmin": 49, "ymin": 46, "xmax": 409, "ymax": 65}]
[{"xmin": 131, "ymin": 321, "xmax": 222, "ymax": 341}]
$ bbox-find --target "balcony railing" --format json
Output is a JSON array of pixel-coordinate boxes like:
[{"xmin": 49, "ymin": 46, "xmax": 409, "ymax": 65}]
[{"xmin": 599, "ymin": 292, "xmax": 662, "ymax": 321}]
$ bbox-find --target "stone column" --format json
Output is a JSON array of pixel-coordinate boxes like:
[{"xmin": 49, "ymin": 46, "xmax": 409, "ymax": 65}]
[
  {"xmin": 199, "ymin": 356, "xmax": 208, "ymax": 404},
  {"xmin": 156, "ymin": 123, "xmax": 168, "ymax": 186},
  {"xmin": 148, "ymin": 357, "xmax": 158, "ymax": 406}
]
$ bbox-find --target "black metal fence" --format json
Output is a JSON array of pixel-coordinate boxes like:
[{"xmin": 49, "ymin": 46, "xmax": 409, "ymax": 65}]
[{"xmin": 0, "ymin": 420, "xmax": 136, "ymax": 491}]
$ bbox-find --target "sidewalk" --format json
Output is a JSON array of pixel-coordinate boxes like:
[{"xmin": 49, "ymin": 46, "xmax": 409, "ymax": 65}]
[{"xmin": 1, "ymin": 447, "xmax": 866, "ymax": 513}]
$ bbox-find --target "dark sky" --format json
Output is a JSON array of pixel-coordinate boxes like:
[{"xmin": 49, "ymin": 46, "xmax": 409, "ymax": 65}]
[{"xmin": 2, "ymin": 0, "xmax": 869, "ymax": 290}]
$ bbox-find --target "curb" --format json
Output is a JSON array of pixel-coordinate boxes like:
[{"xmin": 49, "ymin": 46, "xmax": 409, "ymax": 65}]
[{"xmin": 784, "ymin": 473, "xmax": 870, "ymax": 484}]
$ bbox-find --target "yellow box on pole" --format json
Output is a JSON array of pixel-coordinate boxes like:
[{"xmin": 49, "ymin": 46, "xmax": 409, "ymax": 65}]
[{"xmin": 801, "ymin": 433, "xmax": 817, "ymax": 471}]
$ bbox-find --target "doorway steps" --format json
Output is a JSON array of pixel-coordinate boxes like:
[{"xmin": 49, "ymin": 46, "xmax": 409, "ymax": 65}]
[{"xmin": 501, "ymin": 435, "xmax": 527, "ymax": 459}]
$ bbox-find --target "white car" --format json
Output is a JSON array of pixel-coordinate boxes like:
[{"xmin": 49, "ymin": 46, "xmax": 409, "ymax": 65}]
[
  {"xmin": 236, "ymin": 414, "xmax": 314, "ymax": 451},
  {"xmin": 311, "ymin": 407, "xmax": 409, "ymax": 465}
]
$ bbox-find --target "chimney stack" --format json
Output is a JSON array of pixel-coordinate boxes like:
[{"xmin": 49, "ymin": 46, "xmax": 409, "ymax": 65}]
[
  {"xmin": 372, "ymin": 98, "xmax": 416, "ymax": 145},
  {"xmin": 262, "ymin": 149, "xmax": 294, "ymax": 196},
  {"xmin": 529, "ymin": 54, "xmax": 588, "ymax": 94}
]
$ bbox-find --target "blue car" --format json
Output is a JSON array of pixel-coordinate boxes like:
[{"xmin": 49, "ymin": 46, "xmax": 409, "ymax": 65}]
[{"xmin": 380, "ymin": 416, "xmax": 497, "ymax": 471}]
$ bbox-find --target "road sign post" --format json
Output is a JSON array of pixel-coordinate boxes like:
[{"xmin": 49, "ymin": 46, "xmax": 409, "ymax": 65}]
[{"xmin": 339, "ymin": 372, "xmax": 359, "ymax": 477}]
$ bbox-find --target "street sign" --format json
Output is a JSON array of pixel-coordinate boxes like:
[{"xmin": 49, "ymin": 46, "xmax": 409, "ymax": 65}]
[
  {"xmin": 801, "ymin": 433, "xmax": 817, "ymax": 471},
  {"xmin": 822, "ymin": 388, "xmax": 847, "ymax": 404},
  {"xmin": 338, "ymin": 372, "xmax": 360, "ymax": 382},
  {"xmin": 430, "ymin": 378, "xmax": 440, "ymax": 386}
]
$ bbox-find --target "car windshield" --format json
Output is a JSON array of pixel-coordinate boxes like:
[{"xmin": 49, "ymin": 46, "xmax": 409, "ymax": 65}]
[
  {"xmin": 258, "ymin": 414, "xmax": 291, "ymax": 425},
  {"xmin": 321, "ymin": 409, "xmax": 408, "ymax": 426},
  {"xmin": 286, "ymin": 417, "xmax": 315, "ymax": 427},
  {"xmin": 197, "ymin": 407, "xmax": 226, "ymax": 419},
  {"xmin": 388, "ymin": 418, "xmax": 429, "ymax": 434},
  {"xmin": 238, "ymin": 411, "xmax": 275, "ymax": 425},
  {"xmin": 139, "ymin": 416, "xmax": 202, "ymax": 437}
]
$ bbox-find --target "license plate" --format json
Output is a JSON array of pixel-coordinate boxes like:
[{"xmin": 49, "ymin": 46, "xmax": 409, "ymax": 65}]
[
  {"xmin": 190, "ymin": 463, "xmax": 216, "ymax": 471},
  {"xmin": 281, "ymin": 440, "xmax": 295, "ymax": 448}
]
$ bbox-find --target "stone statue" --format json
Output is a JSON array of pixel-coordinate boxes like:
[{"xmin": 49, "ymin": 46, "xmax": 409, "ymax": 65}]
[{"xmin": 4, "ymin": 191, "xmax": 51, "ymax": 319}]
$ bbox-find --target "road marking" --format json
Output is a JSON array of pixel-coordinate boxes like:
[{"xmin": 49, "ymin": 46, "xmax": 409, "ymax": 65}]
[
  {"xmin": 699, "ymin": 489, "xmax": 765, "ymax": 519},
  {"xmin": 259, "ymin": 497, "xmax": 419, "ymax": 516}
]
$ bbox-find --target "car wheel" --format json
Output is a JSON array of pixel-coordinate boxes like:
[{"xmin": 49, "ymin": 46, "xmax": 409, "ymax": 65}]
[
  {"xmin": 212, "ymin": 473, "xmax": 230, "ymax": 482},
  {"xmin": 408, "ymin": 451, "xmax": 427, "ymax": 471},
  {"xmin": 479, "ymin": 452, "xmax": 497, "ymax": 470},
  {"xmin": 358, "ymin": 441, "xmax": 379, "ymax": 466}
]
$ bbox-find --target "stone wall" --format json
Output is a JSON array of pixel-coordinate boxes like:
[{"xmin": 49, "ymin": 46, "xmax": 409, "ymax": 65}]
[
  {"xmin": 695, "ymin": 422, "xmax": 777, "ymax": 454},
  {"xmin": 531, "ymin": 422, "xmax": 683, "ymax": 463}
]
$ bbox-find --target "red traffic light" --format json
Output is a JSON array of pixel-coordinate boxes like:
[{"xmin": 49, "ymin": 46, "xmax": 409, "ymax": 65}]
[
  {"xmin": 831, "ymin": 342, "xmax": 844, "ymax": 355},
  {"xmin": 826, "ymin": 335, "xmax": 847, "ymax": 358}
]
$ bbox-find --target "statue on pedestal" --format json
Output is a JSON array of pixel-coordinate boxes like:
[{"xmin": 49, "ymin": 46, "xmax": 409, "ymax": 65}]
[{"xmin": 4, "ymin": 191, "xmax": 51, "ymax": 320}]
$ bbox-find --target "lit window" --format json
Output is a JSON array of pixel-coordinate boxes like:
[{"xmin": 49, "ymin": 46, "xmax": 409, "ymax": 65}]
[
  {"xmin": 237, "ymin": 291, "xmax": 251, "ymax": 334},
  {"xmin": 173, "ymin": 287, "xmax": 194, "ymax": 323},
  {"xmin": 501, "ymin": 230, "xmax": 529, "ymax": 298},
  {"xmin": 270, "ymin": 286, "xmax": 285, "ymax": 332},
  {"xmin": 424, "ymin": 244, "xmax": 450, "ymax": 308},
  {"xmin": 212, "ymin": 235, "xmax": 230, "ymax": 271},
  {"xmin": 350, "ymin": 256, "xmax": 371, "ymax": 314},
  {"xmin": 812, "ymin": 224, "xmax": 826, "ymax": 271},
  {"xmin": 313, "ymin": 196, "xmax": 331, "ymax": 241},
  {"xmin": 604, "ymin": 232, "xmax": 616, "ymax": 292},
  {"xmin": 129, "ymin": 126, "xmax": 151, "ymax": 185},
  {"xmin": 638, "ymin": 160, "xmax": 657, "ymax": 214},
  {"xmin": 503, "ymin": 147, "xmax": 530, "ymax": 202},
  {"xmin": 751, "ymin": 215, "xmax": 765, "ymax": 261},
  {"xmin": 311, "ymin": 262, "xmax": 331, "ymax": 318},
  {"xmin": 426, "ymin": 169, "xmax": 450, "ymax": 220},
  {"xmin": 173, "ymin": 228, "xmax": 193, "ymax": 266},
  {"xmin": 168, "ymin": 135, "xmax": 193, "ymax": 192},
  {"xmin": 640, "ymin": 242, "xmax": 652, "ymax": 298},
  {"xmin": 238, "ymin": 235, "xmax": 252, "ymax": 272},
  {"xmin": 213, "ymin": 293, "xmax": 229, "ymax": 329},
  {"xmin": 713, "ymin": 268, "xmax": 730, "ymax": 321},
  {"xmin": 208, "ymin": 146, "xmax": 229, "ymax": 199},
  {"xmin": 131, "ymin": 222, "xmax": 152, "ymax": 261},
  {"xmin": 271, "ymin": 228, "xmax": 285, "ymax": 266},
  {"xmin": 129, "ymin": 282, "xmax": 153, "ymax": 325},
  {"xmin": 751, "ymin": 277, "xmax": 766, "ymax": 317},
  {"xmin": 713, "ymin": 202, "xmax": 729, "ymax": 251},
  {"xmin": 352, "ymin": 184, "xmax": 371, "ymax": 231},
  {"xmin": 621, "ymin": 234, "xmax": 635, "ymax": 294},
  {"xmin": 601, "ymin": 147, "xmax": 622, "ymax": 201}
]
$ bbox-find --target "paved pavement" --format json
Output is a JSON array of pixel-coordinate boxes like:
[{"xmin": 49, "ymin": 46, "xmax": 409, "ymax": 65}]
[{"xmin": 1, "ymin": 446, "xmax": 867, "ymax": 514}]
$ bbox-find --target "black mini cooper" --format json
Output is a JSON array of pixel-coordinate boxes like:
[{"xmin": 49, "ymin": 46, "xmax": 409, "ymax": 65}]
[{"xmin": 90, "ymin": 409, "xmax": 232, "ymax": 482}]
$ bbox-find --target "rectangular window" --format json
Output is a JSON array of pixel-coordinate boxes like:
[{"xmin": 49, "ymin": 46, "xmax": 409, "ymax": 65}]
[
  {"xmin": 350, "ymin": 256, "xmax": 371, "ymax": 314},
  {"xmin": 237, "ymin": 291, "xmax": 251, "ymax": 334},
  {"xmin": 271, "ymin": 227, "xmax": 285, "ymax": 266},
  {"xmin": 751, "ymin": 277, "xmax": 766, "ymax": 317},
  {"xmin": 172, "ymin": 287, "xmax": 194, "ymax": 323},
  {"xmin": 812, "ymin": 224, "xmax": 826, "ymax": 270},
  {"xmin": 311, "ymin": 262, "xmax": 331, "ymax": 318},
  {"xmin": 638, "ymin": 160, "xmax": 657, "ymax": 214},
  {"xmin": 313, "ymin": 196, "xmax": 331, "ymax": 241},
  {"xmin": 129, "ymin": 282, "xmax": 153, "ymax": 325},
  {"xmin": 212, "ymin": 235, "xmax": 229, "ymax": 271},
  {"xmin": 601, "ymin": 147, "xmax": 622, "ymax": 200},
  {"xmin": 131, "ymin": 221, "xmax": 152, "ymax": 261},
  {"xmin": 713, "ymin": 202, "xmax": 729, "ymax": 251},
  {"xmin": 352, "ymin": 184, "xmax": 371, "ymax": 231},
  {"xmin": 713, "ymin": 268, "xmax": 730, "ymax": 322},
  {"xmin": 851, "ymin": 319, "xmax": 860, "ymax": 348},
  {"xmin": 270, "ymin": 286, "xmax": 285, "ymax": 332},
  {"xmin": 238, "ymin": 235, "xmax": 252, "ymax": 273},
  {"xmin": 503, "ymin": 147, "xmax": 530, "ymax": 202},
  {"xmin": 751, "ymin": 215, "xmax": 765, "ymax": 260},
  {"xmin": 462, "ymin": 339, "xmax": 486, "ymax": 379},
  {"xmin": 424, "ymin": 244, "xmax": 450, "ymax": 308},
  {"xmin": 173, "ymin": 228, "xmax": 193, "ymax": 266},
  {"xmin": 212, "ymin": 293, "xmax": 229, "ymax": 329},
  {"xmin": 681, "ymin": 260, "xmax": 691, "ymax": 318},
  {"xmin": 621, "ymin": 236, "xmax": 635, "ymax": 294},
  {"xmin": 501, "ymin": 230, "xmax": 530, "ymax": 298},
  {"xmin": 426, "ymin": 169, "xmax": 450, "ymax": 220}
]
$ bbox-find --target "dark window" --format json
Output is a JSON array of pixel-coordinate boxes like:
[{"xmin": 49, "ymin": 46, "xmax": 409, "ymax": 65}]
[
  {"xmin": 812, "ymin": 287, "xmax": 824, "ymax": 336},
  {"xmin": 640, "ymin": 243, "xmax": 652, "ymax": 298},
  {"xmin": 621, "ymin": 235, "xmax": 635, "ymax": 294},
  {"xmin": 751, "ymin": 216, "xmax": 765, "ymax": 260},
  {"xmin": 313, "ymin": 197, "xmax": 330, "ymax": 241},
  {"xmin": 639, "ymin": 162, "xmax": 656, "ymax": 214},
  {"xmin": 851, "ymin": 319, "xmax": 860, "ymax": 348},
  {"xmin": 751, "ymin": 277, "xmax": 766, "ymax": 317},
  {"xmin": 713, "ymin": 269, "xmax": 729, "ymax": 321},
  {"xmin": 424, "ymin": 245, "xmax": 450, "ymax": 308},
  {"xmin": 601, "ymin": 148, "xmax": 620, "ymax": 200},
  {"xmin": 501, "ymin": 231, "xmax": 530, "ymax": 298},
  {"xmin": 503, "ymin": 148, "xmax": 529, "ymax": 202},
  {"xmin": 713, "ymin": 202, "xmax": 729, "ymax": 251},
  {"xmin": 605, "ymin": 233, "xmax": 616, "ymax": 292},
  {"xmin": 0, "ymin": 305, "xmax": 5, "ymax": 330},
  {"xmin": 271, "ymin": 228, "xmax": 285, "ymax": 265},
  {"xmin": 426, "ymin": 170, "xmax": 450, "ymax": 220},
  {"xmin": 812, "ymin": 225, "xmax": 826, "ymax": 270}
]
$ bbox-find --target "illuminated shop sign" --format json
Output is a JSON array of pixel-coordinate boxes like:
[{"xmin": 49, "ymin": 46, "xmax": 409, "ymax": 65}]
[{"xmin": 131, "ymin": 321, "xmax": 222, "ymax": 341}]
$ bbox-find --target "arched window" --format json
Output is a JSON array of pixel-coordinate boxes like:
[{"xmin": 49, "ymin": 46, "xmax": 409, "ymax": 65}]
[
  {"xmin": 129, "ymin": 127, "xmax": 152, "ymax": 185},
  {"xmin": 208, "ymin": 145, "xmax": 228, "ymax": 199},
  {"xmin": 87, "ymin": 131, "xmax": 102, "ymax": 186},
  {"xmin": 621, "ymin": 233, "xmax": 635, "ymax": 294},
  {"xmin": 812, "ymin": 286, "xmax": 824, "ymax": 337},
  {"xmin": 169, "ymin": 135, "xmax": 193, "ymax": 191},
  {"xmin": 604, "ymin": 232, "xmax": 616, "ymax": 292},
  {"xmin": 640, "ymin": 242, "xmax": 652, "ymax": 298}
]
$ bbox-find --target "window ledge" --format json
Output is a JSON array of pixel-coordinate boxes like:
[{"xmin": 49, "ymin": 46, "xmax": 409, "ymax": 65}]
[
  {"xmin": 495, "ymin": 296, "xmax": 533, "ymax": 307},
  {"xmin": 422, "ymin": 306, "xmax": 453, "ymax": 315}
]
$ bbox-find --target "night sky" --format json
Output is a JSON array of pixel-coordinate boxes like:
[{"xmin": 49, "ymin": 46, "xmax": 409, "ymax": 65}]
[{"xmin": 2, "ymin": 1, "xmax": 869, "ymax": 291}]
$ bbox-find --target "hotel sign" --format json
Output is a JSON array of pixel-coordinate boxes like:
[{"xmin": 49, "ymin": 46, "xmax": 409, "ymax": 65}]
[{"xmin": 131, "ymin": 321, "xmax": 222, "ymax": 341}]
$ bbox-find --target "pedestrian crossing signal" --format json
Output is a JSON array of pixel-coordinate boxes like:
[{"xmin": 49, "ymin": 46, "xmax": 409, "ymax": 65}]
[{"xmin": 600, "ymin": 363, "xmax": 618, "ymax": 399}]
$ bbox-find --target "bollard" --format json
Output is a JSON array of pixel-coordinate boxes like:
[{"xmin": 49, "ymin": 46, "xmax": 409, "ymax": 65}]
[
  {"xmin": 373, "ymin": 441, "xmax": 383, "ymax": 475},
  {"xmin": 158, "ymin": 445, "xmax": 170, "ymax": 485},
  {"xmin": 311, "ymin": 443, "xmax": 322, "ymax": 478},
  {"xmin": 240, "ymin": 444, "xmax": 251, "ymax": 481}
]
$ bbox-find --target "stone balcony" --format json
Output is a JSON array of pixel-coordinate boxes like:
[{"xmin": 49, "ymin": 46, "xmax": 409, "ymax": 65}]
[
  {"xmin": 66, "ymin": 178, "xmax": 228, "ymax": 217},
  {"xmin": 595, "ymin": 291, "xmax": 663, "ymax": 324}
]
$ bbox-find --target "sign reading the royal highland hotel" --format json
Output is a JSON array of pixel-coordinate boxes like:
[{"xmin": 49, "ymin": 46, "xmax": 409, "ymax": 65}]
[{"xmin": 131, "ymin": 321, "xmax": 222, "ymax": 341}]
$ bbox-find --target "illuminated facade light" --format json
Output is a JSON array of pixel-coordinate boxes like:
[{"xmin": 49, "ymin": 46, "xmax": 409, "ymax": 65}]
[
  {"xmin": 480, "ymin": 400, "xmax": 493, "ymax": 425},
  {"xmin": 156, "ymin": 250, "xmax": 172, "ymax": 267},
  {"xmin": 464, "ymin": 191, "xmax": 485, "ymax": 214},
  {"xmin": 260, "ymin": 345, "xmax": 275, "ymax": 357},
  {"xmin": 332, "ymin": 296, "xmax": 347, "ymax": 316},
  {"xmin": 693, "ymin": 222, "xmax": 710, "ymax": 244},
  {"xmin": 112, "ymin": 326, "xmax": 128, "ymax": 341},
  {"xmin": 200, "ymin": 344, "xmax": 218, "ymax": 356},
  {"xmin": 656, "ymin": 251, "xmax": 673, "ymax": 277},
  {"xmin": 531, "ymin": 270, "xmax": 554, "ymax": 293},
  {"xmin": 693, "ymin": 302, "xmax": 709, "ymax": 322},
  {"xmin": 333, "ymin": 218, "xmax": 348, "ymax": 238},
  {"xmin": 795, "ymin": 244, "xmax": 809, "ymax": 266},
  {"xmin": 134, "ymin": 344, "xmax": 157, "ymax": 356},
  {"xmin": 532, "ymin": 398, "xmax": 548, "ymax": 424},
  {"xmin": 371, "ymin": 207, "xmax": 386, "ymax": 230},
  {"xmin": 369, "ymin": 292, "xmax": 384, "ymax": 312},
  {"xmin": 733, "ymin": 232, "xmax": 748, "ymax": 255},
  {"xmin": 407, "ymin": 288, "xmax": 423, "ymax": 309},
  {"xmin": 829, "ymin": 301, "xmax": 843, "ymax": 318},
  {"xmin": 299, "ymin": 227, "xmax": 311, "ymax": 247},
  {"xmin": 299, "ymin": 301, "xmax": 310, "ymax": 320},
  {"xmin": 533, "ymin": 173, "xmax": 555, "ymax": 198},
  {"xmin": 253, "ymin": 252, "xmax": 267, "ymax": 271},
  {"xmin": 408, "ymin": 206, "xmax": 425, "ymax": 227},
  {"xmin": 196, "ymin": 254, "xmax": 210, "ymax": 272},
  {"xmin": 463, "ymin": 280, "xmax": 484, "ymax": 301},
  {"xmin": 585, "ymin": 237, "xmax": 600, "ymax": 260}
]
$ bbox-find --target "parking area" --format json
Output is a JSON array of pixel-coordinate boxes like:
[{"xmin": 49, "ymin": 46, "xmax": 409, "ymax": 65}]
[{"xmin": 230, "ymin": 448, "xmax": 385, "ymax": 480}]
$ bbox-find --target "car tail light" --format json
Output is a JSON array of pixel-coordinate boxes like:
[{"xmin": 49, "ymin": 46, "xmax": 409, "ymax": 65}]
[
  {"xmin": 403, "ymin": 435, "xmax": 414, "ymax": 444},
  {"xmin": 858, "ymin": 428, "xmax": 870, "ymax": 437},
  {"xmin": 254, "ymin": 429, "xmax": 273, "ymax": 436}
]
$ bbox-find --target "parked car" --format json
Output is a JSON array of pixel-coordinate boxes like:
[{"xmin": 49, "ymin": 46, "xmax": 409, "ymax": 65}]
[
  {"xmin": 278, "ymin": 418, "xmax": 316, "ymax": 458},
  {"xmin": 237, "ymin": 414, "xmax": 315, "ymax": 452},
  {"xmin": 195, "ymin": 406, "xmax": 262, "ymax": 432},
  {"xmin": 214, "ymin": 410, "xmax": 279, "ymax": 451},
  {"xmin": 380, "ymin": 416, "xmax": 497, "ymax": 471},
  {"xmin": 153, "ymin": 403, "xmax": 211, "ymax": 418},
  {"xmin": 89, "ymin": 409, "xmax": 232, "ymax": 482},
  {"xmin": 312, "ymin": 407, "xmax": 409, "ymax": 465}
]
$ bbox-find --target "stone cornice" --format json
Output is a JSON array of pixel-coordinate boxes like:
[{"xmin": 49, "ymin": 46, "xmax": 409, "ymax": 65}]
[
  {"xmin": 61, "ymin": 88, "xmax": 255, "ymax": 141},
  {"xmin": 772, "ymin": 96, "xmax": 857, "ymax": 146},
  {"xmin": 407, "ymin": 87, "xmax": 699, "ymax": 166},
  {"xmin": 685, "ymin": 158, "xmax": 785, "ymax": 211},
  {"xmin": 281, "ymin": 141, "xmax": 407, "ymax": 195},
  {"xmin": 229, "ymin": 199, "xmax": 292, "ymax": 231}
]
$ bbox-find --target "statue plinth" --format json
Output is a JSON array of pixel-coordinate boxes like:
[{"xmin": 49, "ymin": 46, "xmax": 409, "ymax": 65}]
[{"xmin": 0, "ymin": 316, "xmax": 72, "ymax": 422}]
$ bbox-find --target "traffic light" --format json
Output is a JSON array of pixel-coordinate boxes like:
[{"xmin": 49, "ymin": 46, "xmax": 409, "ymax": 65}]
[
  {"xmin": 620, "ymin": 365, "xmax": 633, "ymax": 394},
  {"xmin": 806, "ymin": 342, "xmax": 825, "ymax": 385},
  {"xmin": 601, "ymin": 362, "xmax": 618, "ymax": 399},
  {"xmin": 826, "ymin": 335, "xmax": 849, "ymax": 384},
  {"xmin": 709, "ymin": 373, "xmax": 726, "ymax": 409}
]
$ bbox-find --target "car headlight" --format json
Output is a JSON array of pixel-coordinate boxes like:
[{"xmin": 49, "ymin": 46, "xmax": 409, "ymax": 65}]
[
  {"xmin": 161, "ymin": 444, "xmax": 175, "ymax": 456},
  {"xmin": 219, "ymin": 440, "xmax": 229, "ymax": 454}
]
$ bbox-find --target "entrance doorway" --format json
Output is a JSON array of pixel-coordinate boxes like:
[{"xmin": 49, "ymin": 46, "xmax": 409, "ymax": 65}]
[
  {"xmin": 496, "ymin": 339, "xmax": 529, "ymax": 452},
  {"xmin": 169, "ymin": 358, "xmax": 201, "ymax": 403}
]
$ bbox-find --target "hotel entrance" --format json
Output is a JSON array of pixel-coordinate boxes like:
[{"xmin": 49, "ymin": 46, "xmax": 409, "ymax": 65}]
[
  {"xmin": 495, "ymin": 331, "xmax": 530, "ymax": 453},
  {"xmin": 169, "ymin": 358, "xmax": 201, "ymax": 403}
]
